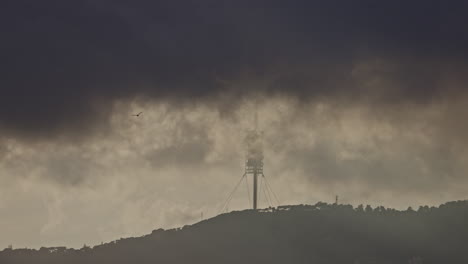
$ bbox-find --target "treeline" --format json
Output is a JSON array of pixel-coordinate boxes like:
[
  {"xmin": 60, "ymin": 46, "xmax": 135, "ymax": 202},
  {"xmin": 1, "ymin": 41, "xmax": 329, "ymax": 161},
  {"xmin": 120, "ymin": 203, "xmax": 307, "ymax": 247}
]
[{"xmin": 2, "ymin": 201, "xmax": 468, "ymax": 264}]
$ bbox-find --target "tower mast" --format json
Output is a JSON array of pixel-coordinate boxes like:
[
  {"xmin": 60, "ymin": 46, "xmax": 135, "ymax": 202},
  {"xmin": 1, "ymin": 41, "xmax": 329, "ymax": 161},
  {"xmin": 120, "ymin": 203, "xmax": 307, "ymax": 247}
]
[
  {"xmin": 253, "ymin": 169, "xmax": 258, "ymax": 210},
  {"xmin": 245, "ymin": 99, "xmax": 263, "ymax": 210}
]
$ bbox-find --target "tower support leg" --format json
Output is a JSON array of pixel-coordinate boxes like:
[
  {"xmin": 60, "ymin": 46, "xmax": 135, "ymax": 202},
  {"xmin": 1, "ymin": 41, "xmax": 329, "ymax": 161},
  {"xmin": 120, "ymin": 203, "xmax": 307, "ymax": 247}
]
[{"xmin": 253, "ymin": 172, "xmax": 258, "ymax": 210}]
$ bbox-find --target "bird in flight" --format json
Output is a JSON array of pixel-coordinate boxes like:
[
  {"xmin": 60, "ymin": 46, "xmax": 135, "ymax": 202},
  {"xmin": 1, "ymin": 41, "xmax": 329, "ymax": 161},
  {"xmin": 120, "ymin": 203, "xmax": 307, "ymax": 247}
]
[{"xmin": 132, "ymin": 112, "xmax": 143, "ymax": 117}]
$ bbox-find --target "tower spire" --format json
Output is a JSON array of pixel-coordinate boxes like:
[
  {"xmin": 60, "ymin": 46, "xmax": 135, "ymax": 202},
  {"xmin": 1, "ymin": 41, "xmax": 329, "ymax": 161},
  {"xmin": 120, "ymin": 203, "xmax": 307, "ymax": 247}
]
[{"xmin": 254, "ymin": 98, "xmax": 258, "ymax": 131}]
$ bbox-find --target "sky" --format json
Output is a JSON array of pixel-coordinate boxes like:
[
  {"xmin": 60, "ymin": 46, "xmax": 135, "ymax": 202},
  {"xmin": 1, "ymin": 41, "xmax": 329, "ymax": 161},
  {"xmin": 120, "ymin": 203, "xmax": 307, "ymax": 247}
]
[{"xmin": 1, "ymin": 0, "xmax": 468, "ymax": 249}]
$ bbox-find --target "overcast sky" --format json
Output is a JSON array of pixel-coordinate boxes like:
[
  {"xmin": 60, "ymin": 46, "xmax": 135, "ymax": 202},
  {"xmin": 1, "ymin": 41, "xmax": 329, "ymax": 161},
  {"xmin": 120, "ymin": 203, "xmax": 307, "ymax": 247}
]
[{"xmin": 1, "ymin": 0, "xmax": 468, "ymax": 249}]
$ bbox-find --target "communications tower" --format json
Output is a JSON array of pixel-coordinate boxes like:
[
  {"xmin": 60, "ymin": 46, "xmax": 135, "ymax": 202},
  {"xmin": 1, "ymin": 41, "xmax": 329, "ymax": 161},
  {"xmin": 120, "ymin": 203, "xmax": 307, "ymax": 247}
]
[
  {"xmin": 219, "ymin": 100, "xmax": 279, "ymax": 213},
  {"xmin": 244, "ymin": 129, "xmax": 264, "ymax": 209}
]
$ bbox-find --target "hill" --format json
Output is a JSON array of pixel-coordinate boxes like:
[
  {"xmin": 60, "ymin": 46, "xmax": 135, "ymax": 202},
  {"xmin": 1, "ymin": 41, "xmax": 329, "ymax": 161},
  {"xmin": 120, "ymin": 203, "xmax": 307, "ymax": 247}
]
[{"xmin": 2, "ymin": 201, "xmax": 468, "ymax": 264}]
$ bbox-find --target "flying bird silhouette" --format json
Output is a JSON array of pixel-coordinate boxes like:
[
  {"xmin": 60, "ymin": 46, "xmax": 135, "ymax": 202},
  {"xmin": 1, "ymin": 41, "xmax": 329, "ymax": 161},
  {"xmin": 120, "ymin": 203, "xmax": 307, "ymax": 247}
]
[{"xmin": 132, "ymin": 112, "xmax": 143, "ymax": 117}]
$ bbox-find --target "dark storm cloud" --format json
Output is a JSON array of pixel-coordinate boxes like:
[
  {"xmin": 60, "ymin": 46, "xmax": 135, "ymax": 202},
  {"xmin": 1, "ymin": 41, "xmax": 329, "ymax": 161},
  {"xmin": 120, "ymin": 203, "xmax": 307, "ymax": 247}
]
[{"xmin": 1, "ymin": 0, "xmax": 468, "ymax": 139}]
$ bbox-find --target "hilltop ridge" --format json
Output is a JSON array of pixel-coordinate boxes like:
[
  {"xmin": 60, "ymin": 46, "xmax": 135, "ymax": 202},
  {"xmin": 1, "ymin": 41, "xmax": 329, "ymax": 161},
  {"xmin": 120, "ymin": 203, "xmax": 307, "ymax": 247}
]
[{"xmin": 2, "ymin": 201, "xmax": 468, "ymax": 264}]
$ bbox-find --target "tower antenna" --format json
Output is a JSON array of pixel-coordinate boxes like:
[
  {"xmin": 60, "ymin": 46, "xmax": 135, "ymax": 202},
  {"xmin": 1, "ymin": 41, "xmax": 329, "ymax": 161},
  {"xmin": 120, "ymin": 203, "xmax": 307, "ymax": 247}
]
[{"xmin": 254, "ymin": 97, "xmax": 258, "ymax": 131}]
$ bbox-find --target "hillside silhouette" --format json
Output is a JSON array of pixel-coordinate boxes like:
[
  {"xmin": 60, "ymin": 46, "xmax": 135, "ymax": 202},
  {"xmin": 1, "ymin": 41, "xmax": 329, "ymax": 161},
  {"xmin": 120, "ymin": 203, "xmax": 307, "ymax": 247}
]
[{"xmin": 2, "ymin": 201, "xmax": 468, "ymax": 264}]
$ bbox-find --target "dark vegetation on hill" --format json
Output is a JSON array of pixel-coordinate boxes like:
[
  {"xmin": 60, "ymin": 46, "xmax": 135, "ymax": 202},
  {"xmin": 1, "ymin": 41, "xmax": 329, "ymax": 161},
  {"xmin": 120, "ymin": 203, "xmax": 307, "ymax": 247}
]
[{"xmin": 2, "ymin": 201, "xmax": 468, "ymax": 264}]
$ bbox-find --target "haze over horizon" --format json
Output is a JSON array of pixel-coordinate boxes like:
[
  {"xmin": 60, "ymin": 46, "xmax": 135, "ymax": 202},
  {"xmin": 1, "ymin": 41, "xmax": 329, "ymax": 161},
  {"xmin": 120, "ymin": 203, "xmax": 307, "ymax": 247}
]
[{"xmin": 2, "ymin": 0, "xmax": 468, "ymax": 249}]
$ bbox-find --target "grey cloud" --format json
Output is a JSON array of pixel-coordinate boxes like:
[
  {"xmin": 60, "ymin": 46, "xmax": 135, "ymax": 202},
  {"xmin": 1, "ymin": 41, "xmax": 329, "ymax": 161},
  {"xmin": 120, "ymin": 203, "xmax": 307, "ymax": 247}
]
[
  {"xmin": 2, "ymin": 99, "xmax": 468, "ymax": 249},
  {"xmin": 1, "ymin": 0, "xmax": 468, "ymax": 140},
  {"xmin": 146, "ymin": 142, "xmax": 211, "ymax": 168},
  {"xmin": 143, "ymin": 113, "xmax": 214, "ymax": 168},
  {"xmin": 42, "ymin": 154, "xmax": 98, "ymax": 186},
  {"xmin": 285, "ymin": 140, "xmax": 462, "ymax": 193}
]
